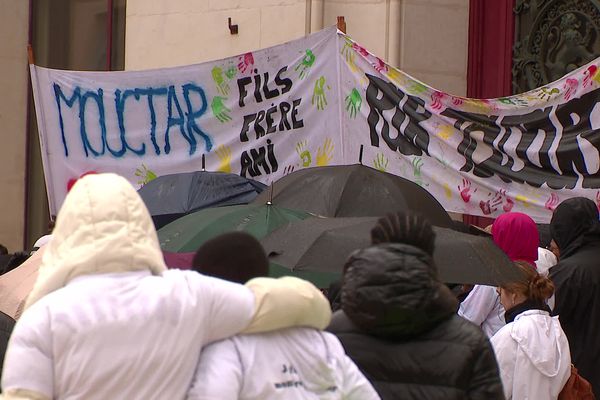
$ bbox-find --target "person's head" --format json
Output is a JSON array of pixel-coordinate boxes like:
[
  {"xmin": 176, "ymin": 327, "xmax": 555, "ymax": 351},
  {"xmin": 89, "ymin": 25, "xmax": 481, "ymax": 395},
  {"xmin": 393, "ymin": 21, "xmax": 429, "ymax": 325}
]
[
  {"xmin": 550, "ymin": 197, "xmax": 599, "ymax": 258},
  {"xmin": 491, "ymin": 212, "xmax": 539, "ymax": 267},
  {"xmin": 497, "ymin": 261, "xmax": 554, "ymax": 311},
  {"xmin": 192, "ymin": 232, "xmax": 269, "ymax": 284},
  {"xmin": 342, "ymin": 212, "xmax": 457, "ymax": 339},
  {"xmin": 370, "ymin": 212, "xmax": 436, "ymax": 256},
  {"xmin": 25, "ymin": 173, "xmax": 166, "ymax": 309},
  {"xmin": 0, "ymin": 244, "xmax": 7, "ymax": 255}
]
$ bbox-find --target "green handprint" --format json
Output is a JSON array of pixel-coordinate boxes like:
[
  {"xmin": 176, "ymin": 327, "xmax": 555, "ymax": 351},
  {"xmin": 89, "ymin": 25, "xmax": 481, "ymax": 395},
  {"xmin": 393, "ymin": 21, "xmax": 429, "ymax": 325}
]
[
  {"xmin": 345, "ymin": 88, "xmax": 362, "ymax": 118},
  {"xmin": 340, "ymin": 36, "xmax": 354, "ymax": 62},
  {"xmin": 225, "ymin": 63, "xmax": 237, "ymax": 80},
  {"xmin": 536, "ymin": 87, "xmax": 560, "ymax": 100},
  {"xmin": 295, "ymin": 140, "xmax": 312, "ymax": 167},
  {"xmin": 134, "ymin": 163, "xmax": 158, "ymax": 187},
  {"xmin": 412, "ymin": 157, "xmax": 428, "ymax": 187},
  {"xmin": 211, "ymin": 66, "xmax": 229, "ymax": 96},
  {"xmin": 408, "ymin": 81, "xmax": 428, "ymax": 95},
  {"xmin": 373, "ymin": 153, "xmax": 388, "ymax": 172},
  {"xmin": 211, "ymin": 96, "xmax": 232, "ymax": 123},
  {"xmin": 316, "ymin": 138, "xmax": 334, "ymax": 166},
  {"xmin": 311, "ymin": 76, "xmax": 330, "ymax": 111},
  {"xmin": 295, "ymin": 49, "xmax": 316, "ymax": 79}
]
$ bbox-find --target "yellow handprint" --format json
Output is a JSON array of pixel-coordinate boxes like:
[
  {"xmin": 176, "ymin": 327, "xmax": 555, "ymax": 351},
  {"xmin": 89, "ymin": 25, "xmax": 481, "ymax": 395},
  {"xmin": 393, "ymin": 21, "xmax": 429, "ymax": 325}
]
[
  {"xmin": 373, "ymin": 153, "xmax": 388, "ymax": 172},
  {"xmin": 437, "ymin": 124, "xmax": 455, "ymax": 140},
  {"xmin": 515, "ymin": 194, "xmax": 531, "ymax": 208},
  {"xmin": 316, "ymin": 138, "xmax": 334, "ymax": 166},
  {"xmin": 215, "ymin": 145, "xmax": 232, "ymax": 173},
  {"xmin": 443, "ymin": 183, "xmax": 453, "ymax": 199}
]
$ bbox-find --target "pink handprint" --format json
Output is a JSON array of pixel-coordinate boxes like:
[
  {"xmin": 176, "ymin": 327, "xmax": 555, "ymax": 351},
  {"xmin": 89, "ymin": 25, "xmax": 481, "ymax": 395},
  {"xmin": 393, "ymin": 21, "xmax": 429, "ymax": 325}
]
[
  {"xmin": 238, "ymin": 52, "xmax": 254, "ymax": 73},
  {"xmin": 583, "ymin": 66, "xmax": 598, "ymax": 88},
  {"xmin": 374, "ymin": 57, "xmax": 388, "ymax": 73},
  {"xmin": 497, "ymin": 189, "xmax": 514, "ymax": 213},
  {"xmin": 431, "ymin": 91, "xmax": 446, "ymax": 111},
  {"xmin": 563, "ymin": 78, "xmax": 579, "ymax": 101},
  {"xmin": 458, "ymin": 179, "xmax": 476, "ymax": 203},
  {"xmin": 451, "ymin": 96, "xmax": 464, "ymax": 106},
  {"xmin": 545, "ymin": 193, "xmax": 560, "ymax": 211},
  {"xmin": 351, "ymin": 43, "xmax": 369, "ymax": 57},
  {"xmin": 479, "ymin": 192, "xmax": 503, "ymax": 215},
  {"xmin": 596, "ymin": 191, "xmax": 600, "ymax": 212}
]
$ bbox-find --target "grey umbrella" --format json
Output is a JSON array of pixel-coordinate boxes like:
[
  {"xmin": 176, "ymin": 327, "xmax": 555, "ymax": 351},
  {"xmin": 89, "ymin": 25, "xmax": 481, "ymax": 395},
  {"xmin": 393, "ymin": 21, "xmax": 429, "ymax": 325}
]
[
  {"xmin": 261, "ymin": 217, "xmax": 522, "ymax": 286},
  {"xmin": 252, "ymin": 164, "xmax": 453, "ymax": 228}
]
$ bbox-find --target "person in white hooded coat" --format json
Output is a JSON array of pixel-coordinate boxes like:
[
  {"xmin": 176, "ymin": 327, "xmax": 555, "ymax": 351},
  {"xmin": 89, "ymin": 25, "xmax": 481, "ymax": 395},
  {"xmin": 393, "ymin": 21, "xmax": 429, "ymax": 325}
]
[
  {"xmin": 187, "ymin": 232, "xmax": 380, "ymax": 400},
  {"xmin": 1, "ymin": 173, "xmax": 331, "ymax": 400},
  {"xmin": 491, "ymin": 261, "xmax": 571, "ymax": 400}
]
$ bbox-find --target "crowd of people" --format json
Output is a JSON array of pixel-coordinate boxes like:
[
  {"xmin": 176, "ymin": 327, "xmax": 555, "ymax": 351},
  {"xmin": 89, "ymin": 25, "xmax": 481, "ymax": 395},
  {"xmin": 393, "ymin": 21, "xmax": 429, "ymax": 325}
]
[{"xmin": 0, "ymin": 172, "xmax": 598, "ymax": 399}]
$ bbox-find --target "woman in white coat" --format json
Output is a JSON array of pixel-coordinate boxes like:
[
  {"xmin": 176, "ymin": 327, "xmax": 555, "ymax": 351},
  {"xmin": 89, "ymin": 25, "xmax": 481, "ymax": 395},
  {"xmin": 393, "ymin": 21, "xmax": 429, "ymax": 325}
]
[{"xmin": 491, "ymin": 261, "xmax": 571, "ymax": 400}]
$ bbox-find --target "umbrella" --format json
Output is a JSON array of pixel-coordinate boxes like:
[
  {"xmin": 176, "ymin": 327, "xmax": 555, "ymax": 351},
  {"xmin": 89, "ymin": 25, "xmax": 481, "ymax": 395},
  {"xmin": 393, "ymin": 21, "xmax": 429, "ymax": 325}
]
[
  {"xmin": 158, "ymin": 203, "xmax": 313, "ymax": 254},
  {"xmin": 0, "ymin": 247, "xmax": 45, "ymax": 320},
  {"xmin": 139, "ymin": 171, "xmax": 267, "ymax": 229},
  {"xmin": 252, "ymin": 164, "xmax": 453, "ymax": 228},
  {"xmin": 261, "ymin": 217, "xmax": 522, "ymax": 287}
]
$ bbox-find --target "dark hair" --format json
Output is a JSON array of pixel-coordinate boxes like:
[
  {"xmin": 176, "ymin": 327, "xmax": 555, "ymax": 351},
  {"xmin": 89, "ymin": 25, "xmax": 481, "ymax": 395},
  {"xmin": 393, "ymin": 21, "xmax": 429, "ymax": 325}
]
[
  {"xmin": 4, "ymin": 252, "xmax": 30, "ymax": 274},
  {"xmin": 192, "ymin": 232, "xmax": 269, "ymax": 284},
  {"xmin": 0, "ymin": 244, "xmax": 7, "ymax": 256},
  {"xmin": 370, "ymin": 212, "xmax": 436, "ymax": 255},
  {"xmin": 501, "ymin": 261, "xmax": 554, "ymax": 303}
]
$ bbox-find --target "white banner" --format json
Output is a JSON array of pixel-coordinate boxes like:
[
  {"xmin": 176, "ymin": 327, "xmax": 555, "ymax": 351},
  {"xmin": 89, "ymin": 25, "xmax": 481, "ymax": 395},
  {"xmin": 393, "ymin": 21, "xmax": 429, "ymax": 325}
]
[{"xmin": 31, "ymin": 26, "xmax": 600, "ymax": 222}]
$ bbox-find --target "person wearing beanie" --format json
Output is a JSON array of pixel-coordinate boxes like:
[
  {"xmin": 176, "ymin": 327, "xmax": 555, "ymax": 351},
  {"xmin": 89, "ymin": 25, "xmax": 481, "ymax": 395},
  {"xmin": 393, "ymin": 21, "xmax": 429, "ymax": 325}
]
[
  {"xmin": 550, "ymin": 197, "xmax": 600, "ymax": 396},
  {"xmin": 459, "ymin": 212, "xmax": 539, "ymax": 337},
  {"xmin": 1, "ymin": 173, "xmax": 331, "ymax": 400},
  {"xmin": 189, "ymin": 232, "xmax": 380, "ymax": 400},
  {"xmin": 491, "ymin": 261, "xmax": 571, "ymax": 399},
  {"xmin": 328, "ymin": 212, "xmax": 504, "ymax": 400}
]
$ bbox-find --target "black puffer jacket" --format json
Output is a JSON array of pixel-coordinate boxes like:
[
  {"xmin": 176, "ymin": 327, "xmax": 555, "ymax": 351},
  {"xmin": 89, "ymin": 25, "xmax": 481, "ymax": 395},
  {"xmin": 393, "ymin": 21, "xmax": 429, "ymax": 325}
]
[
  {"xmin": 550, "ymin": 197, "xmax": 600, "ymax": 396},
  {"xmin": 328, "ymin": 243, "xmax": 503, "ymax": 400}
]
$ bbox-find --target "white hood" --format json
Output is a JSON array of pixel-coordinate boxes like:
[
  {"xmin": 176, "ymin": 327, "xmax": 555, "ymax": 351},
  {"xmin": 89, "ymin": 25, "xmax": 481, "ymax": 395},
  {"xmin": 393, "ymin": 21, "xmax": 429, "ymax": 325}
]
[
  {"xmin": 511, "ymin": 310, "xmax": 567, "ymax": 377},
  {"xmin": 25, "ymin": 173, "xmax": 166, "ymax": 308}
]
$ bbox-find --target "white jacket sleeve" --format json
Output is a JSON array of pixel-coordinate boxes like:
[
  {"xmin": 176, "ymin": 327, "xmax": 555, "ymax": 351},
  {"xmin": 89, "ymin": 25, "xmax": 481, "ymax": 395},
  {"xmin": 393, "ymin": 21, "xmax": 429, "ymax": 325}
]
[
  {"xmin": 1, "ymin": 304, "xmax": 54, "ymax": 399},
  {"xmin": 458, "ymin": 285, "xmax": 498, "ymax": 325},
  {"xmin": 490, "ymin": 327, "xmax": 517, "ymax": 400},
  {"xmin": 187, "ymin": 339, "xmax": 241, "ymax": 400}
]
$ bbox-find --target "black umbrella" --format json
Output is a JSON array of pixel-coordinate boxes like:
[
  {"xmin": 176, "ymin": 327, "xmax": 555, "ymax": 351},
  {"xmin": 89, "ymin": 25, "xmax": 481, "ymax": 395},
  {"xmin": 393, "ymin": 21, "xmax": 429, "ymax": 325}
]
[
  {"xmin": 138, "ymin": 171, "xmax": 266, "ymax": 229},
  {"xmin": 252, "ymin": 164, "xmax": 452, "ymax": 228},
  {"xmin": 261, "ymin": 217, "xmax": 522, "ymax": 286}
]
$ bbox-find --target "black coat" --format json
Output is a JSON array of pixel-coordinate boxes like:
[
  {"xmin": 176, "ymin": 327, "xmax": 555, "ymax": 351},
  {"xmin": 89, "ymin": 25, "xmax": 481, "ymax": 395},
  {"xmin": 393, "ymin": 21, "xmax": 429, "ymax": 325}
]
[
  {"xmin": 328, "ymin": 243, "xmax": 503, "ymax": 400},
  {"xmin": 0, "ymin": 310, "xmax": 15, "ymax": 378},
  {"xmin": 550, "ymin": 197, "xmax": 600, "ymax": 396}
]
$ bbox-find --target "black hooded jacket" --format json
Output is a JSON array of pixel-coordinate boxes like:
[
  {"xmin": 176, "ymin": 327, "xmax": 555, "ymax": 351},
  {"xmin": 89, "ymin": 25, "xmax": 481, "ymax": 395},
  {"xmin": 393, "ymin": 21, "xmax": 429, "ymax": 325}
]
[
  {"xmin": 327, "ymin": 243, "xmax": 503, "ymax": 400},
  {"xmin": 550, "ymin": 197, "xmax": 600, "ymax": 395}
]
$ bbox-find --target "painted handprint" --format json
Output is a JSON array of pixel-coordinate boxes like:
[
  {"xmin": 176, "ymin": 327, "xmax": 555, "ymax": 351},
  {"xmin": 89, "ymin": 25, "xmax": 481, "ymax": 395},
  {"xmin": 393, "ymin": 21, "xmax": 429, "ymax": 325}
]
[
  {"xmin": 583, "ymin": 65, "xmax": 598, "ymax": 88},
  {"xmin": 563, "ymin": 78, "xmax": 579, "ymax": 101},
  {"xmin": 345, "ymin": 88, "xmax": 362, "ymax": 118},
  {"xmin": 437, "ymin": 124, "xmax": 454, "ymax": 140},
  {"xmin": 479, "ymin": 192, "xmax": 503, "ymax": 215},
  {"xmin": 351, "ymin": 43, "xmax": 369, "ymax": 58},
  {"xmin": 215, "ymin": 145, "xmax": 232, "ymax": 173},
  {"xmin": 408, "ymin": 81, "xmax": 428, "ymax": 95},
  {"xmin": 536, "ymin": 87, "xmax": 560, "ymax": 101},
  {"xmin": 443, "ymin": 183, "xmax": 453, "ymax": 199},
  {"xmin": 238, "ymin": 52, "xmax": 254, "ymax": 73},
  {"xmin": 412, "ymin": 157, "xmax": 428, "ymax": 187},
  {"xmin": 340, "ymin": 36, "xmax": 354, "ymax": 63},
  {"xmin": 458, "ymin": 178, "xmax": 476, "ymax": 203},
  {"xmin": 430, "ymin": 91, "xmax": 446, "ymax": 111},
  {"xmin": 316, "ymin": 138, "xmax": 334, "ymax": 166},
  {"xmin": 497, "ymin": 189, "xmax": 515, "ymax": 213},
  {"xmin": 211, "ymin": 66, "xmax": 229, "ymax": 96},
  {"xmin": 295, "ymin": 49, "xmax": 316, "ymax": 79},
  {"xmin": 515, "ymin": 194, "xmax": 531, "ymax": 208},
  {"xmin": 295, "ymin": 140, "xmax": 312, "ymax": 167},
  {"xmin": 211, "ymin": 96, "xmax": 231, "ymax": 123},
  {"xmin": 545, "ymin": 193, "xmax": 560, "ymax": 211},
  {"xmin": 311, "ymin": 76, "xmax": 330, "ymax": 110},
  {"xmin": 595, "ymin": 190, "xmax": 600, "ymax": 212},
  {"xmin": 225, "ymin": 63, "xmax": 237, "ymax": 80},
  {"xmin": 134, "ymin": 164, "xmax": 157, "ymax": 186},
  {"xmin": 451, "ymin": 96, "xmax": 464, "ymax": 106},
  {"xmin": 373, "ymin": 153, "xmax": 389, "ymax": 172},
  {"xmin": 374, "ymin": 57, "xmax": 388, "ymax": 73}
]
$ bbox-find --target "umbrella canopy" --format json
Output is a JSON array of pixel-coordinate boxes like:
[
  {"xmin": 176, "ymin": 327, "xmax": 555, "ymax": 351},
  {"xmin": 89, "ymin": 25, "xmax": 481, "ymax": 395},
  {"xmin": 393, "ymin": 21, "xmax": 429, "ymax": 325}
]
[
  {"xmin": 252, "ymin": 164, "xmax": 453, "ymax": 228},
  {"xmin": 139, "ymin": 171, "xmax": 267, "ymax": 229},
  {"xmin": 158, "ymin": 203, "xmax": 313, "ymax": 253},
  {"xmin": 261, "ymin": 217, "xmax": 523, "ymax": 287}
]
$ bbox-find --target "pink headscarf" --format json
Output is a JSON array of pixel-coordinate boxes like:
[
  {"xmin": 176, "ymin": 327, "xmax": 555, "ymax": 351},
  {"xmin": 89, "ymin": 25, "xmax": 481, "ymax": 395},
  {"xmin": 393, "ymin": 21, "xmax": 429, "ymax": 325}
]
[{"xmin": 491, "ymin": 212, "xmax": 539, "ymax": 268}]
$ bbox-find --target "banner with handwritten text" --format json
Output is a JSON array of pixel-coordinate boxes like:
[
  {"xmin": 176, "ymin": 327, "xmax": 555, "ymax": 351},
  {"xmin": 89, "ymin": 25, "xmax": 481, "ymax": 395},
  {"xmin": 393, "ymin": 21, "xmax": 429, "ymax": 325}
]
[{"xmin": 31, "ymin": 26, "xmax": 600, "ymax": 222}]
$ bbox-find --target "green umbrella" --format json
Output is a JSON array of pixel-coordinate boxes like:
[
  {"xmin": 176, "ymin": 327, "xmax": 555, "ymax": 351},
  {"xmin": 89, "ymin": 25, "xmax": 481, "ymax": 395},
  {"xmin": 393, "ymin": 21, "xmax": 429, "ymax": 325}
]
[{"xmin": 158, "ymin": 203, "xmax": 313, "ymax": 253}]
